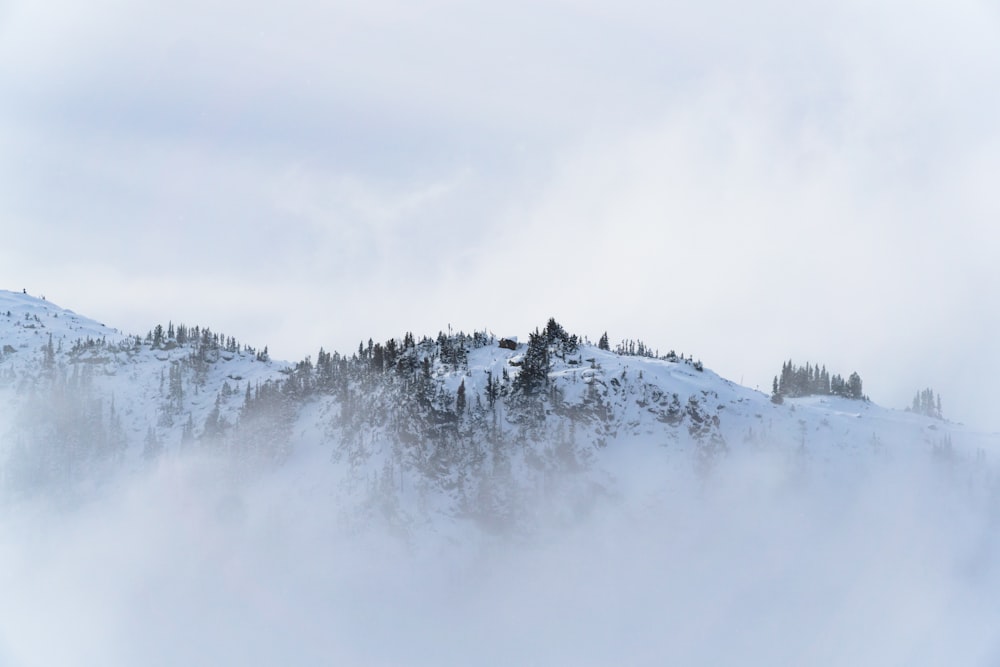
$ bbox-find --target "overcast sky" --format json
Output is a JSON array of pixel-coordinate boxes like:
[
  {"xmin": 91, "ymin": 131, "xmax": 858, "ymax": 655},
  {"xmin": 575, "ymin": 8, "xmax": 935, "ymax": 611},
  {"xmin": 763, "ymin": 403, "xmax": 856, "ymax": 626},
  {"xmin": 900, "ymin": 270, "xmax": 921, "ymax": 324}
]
[{"xmin": 2, "ymin": 0, "xmax": 999, "ymax": 429}]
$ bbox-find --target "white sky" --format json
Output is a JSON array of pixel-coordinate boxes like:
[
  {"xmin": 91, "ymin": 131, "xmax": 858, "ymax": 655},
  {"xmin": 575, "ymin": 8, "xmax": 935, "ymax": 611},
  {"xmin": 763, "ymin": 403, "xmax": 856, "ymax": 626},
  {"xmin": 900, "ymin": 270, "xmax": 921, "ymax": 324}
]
[{"xmin": 2, "ymin": 0, "xmax": 999, "ymax": 429}]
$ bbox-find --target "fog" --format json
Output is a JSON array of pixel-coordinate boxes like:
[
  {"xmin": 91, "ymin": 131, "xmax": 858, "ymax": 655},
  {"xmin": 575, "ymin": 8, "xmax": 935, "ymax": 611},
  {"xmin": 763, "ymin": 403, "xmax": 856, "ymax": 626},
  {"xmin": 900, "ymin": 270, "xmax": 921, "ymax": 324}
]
[{"xmin": 2, "ymin": 443, "xmax": 999, "ymax": 666}]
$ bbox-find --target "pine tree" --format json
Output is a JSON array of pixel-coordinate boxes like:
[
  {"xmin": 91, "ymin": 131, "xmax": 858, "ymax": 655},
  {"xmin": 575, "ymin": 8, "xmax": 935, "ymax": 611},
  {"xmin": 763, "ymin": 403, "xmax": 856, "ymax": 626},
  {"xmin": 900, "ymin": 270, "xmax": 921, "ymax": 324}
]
[
  {"xmin": 456, "ymin": 379, "xmax": 467, "ymax": 414},
  {"xmin": 181, "ymin": 413, "xmax": 195, "ymax": 448},
  {"xmin": 847, "ymin": 372, "xmax": 863, "ymax": 400},
  {"xmin": 43, "ymin": 333, "xmax": 55, "ymax": 369},
  {"xmin": 910, "ymin": 388, "xmax": 943, "ymax": 418},
  {"xmin": 515, "ymin": 329, "xmax": 550, "ymax": 395},
  {"xmin": 485, "ymin": 370, "xmax": 498, "ymax": 409},
  {"xmin": 598, "ymin": 332, "xmax": 610, "ymax": 351}
]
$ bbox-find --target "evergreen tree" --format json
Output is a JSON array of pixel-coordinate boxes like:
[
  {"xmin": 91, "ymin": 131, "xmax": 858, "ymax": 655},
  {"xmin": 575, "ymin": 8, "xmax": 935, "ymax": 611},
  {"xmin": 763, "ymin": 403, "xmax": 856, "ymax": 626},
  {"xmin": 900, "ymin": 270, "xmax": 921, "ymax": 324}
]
[
  {"xmin": 545, "ymin": 318, "xmax": 568, "ymax": 345},
  {"xmin": 43, "ymin": 333, "xmax": 55, "ymax": 370},
  {"xmin": 910, "ymin": 388, "xmax": 943, "ymax": 418},
  {"xmin": 774, "ymin": 360, "xmax": 862, "ymax": 400},
  {"xmin": 847, "ymin": 372, "xmax": 863, "ymax": 400},
  {"xmin": 515, "ymin": 329, "xmax": 550, "ymax": 395},
  {"xmin": 456, "ymin": 379, "xmax": 467, "ymax": 414},
  {"xmin": 485, "ymin": 370, "xmax": 498, "ymax": 409},
  {"xmin": 181, "ymin": 413, "xmax": 195, "ymax": 448},
  {"xmin": 384, "ymin": 338, "xmax": 398, "ymax": 370}
]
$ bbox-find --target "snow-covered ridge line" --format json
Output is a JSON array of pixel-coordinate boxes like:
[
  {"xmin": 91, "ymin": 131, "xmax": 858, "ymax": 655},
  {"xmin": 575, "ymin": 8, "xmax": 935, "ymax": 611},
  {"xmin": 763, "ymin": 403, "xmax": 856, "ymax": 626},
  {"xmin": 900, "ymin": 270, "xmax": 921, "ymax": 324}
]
[{"xmin": 0, "ymin": 290, "xmax": 994, "ymax": 528}]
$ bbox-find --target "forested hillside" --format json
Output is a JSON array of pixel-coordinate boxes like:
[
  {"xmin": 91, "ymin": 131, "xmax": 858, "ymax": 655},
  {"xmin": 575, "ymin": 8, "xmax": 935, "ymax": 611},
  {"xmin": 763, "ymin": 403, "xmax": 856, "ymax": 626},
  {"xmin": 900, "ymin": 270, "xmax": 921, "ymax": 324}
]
[{"xmin": 0, "ymin": 290, "xmax": 991, "ymax": 532}]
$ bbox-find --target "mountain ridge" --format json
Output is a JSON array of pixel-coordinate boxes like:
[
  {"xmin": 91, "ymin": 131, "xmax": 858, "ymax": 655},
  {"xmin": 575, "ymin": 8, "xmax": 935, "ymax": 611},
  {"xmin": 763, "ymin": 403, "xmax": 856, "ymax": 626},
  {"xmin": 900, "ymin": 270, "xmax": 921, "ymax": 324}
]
[{"xmin": 0, "ymin": 289, "xmax": 993, "ymax": 531}]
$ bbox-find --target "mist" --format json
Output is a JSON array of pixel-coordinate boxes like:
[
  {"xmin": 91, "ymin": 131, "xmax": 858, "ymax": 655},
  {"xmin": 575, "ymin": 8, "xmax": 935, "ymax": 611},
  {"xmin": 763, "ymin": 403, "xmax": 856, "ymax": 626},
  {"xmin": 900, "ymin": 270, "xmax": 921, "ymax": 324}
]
[{"xmin": 2, "ymin": 441, "xmax": 999, "ymax": 666}]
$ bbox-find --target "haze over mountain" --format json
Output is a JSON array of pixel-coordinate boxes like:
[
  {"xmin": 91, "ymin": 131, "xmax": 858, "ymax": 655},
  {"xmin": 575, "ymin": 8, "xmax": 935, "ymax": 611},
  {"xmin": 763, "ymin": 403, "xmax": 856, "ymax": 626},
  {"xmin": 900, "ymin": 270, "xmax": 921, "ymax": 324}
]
[
  {"xmin": 0, "ymin": 288, "xmax": 990, "ymax": 517},
  {"xmin": 4, "ymin": 289, "xmax": 1000, "ymax": 664},
  {"xmin": 5, "ymin": 0, "xmax": 1000, "ymax": 661}
]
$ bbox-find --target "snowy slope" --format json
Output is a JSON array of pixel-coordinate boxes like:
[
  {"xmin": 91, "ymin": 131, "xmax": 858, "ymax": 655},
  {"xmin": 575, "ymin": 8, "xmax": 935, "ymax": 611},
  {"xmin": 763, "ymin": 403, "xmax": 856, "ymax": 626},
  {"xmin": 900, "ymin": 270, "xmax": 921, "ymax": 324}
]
[
  {"xmin": 1, "ymin": 289, "xmax": 996, "ymax": 530},
  {"xmin": 6, "ymin": 290, "xmax": 1000, "ymax": 667},
  {"xmin": 0, "ymin": 290, "xmax": 120, "ymax": 355},
  {"xmin": 418, "ymin": 337, "xmax": 996, "ymax": 466},
  {"xmin": 0, "ymin": 290, "xmax": 287, "ymax": 477}
]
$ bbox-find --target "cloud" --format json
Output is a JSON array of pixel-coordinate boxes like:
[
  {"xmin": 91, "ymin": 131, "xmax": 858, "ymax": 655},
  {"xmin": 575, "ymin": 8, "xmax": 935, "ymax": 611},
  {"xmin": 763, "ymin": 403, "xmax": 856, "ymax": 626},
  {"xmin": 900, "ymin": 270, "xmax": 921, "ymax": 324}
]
[
  {"xmin": 1, "ymin": 444, "xmax": 999, "ymax": 665},
  {"xmin": 2, "ymin": 0, "xmax": 1000, "ymax": 426}
]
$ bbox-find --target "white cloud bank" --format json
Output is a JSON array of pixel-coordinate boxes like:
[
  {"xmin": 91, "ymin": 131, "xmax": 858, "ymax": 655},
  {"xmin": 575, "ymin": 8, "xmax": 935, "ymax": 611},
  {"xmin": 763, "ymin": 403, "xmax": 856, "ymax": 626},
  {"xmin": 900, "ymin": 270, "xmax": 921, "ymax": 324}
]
[{"xmin": 1, "ymin": 448, "xmax": 999, "ymax": 666}]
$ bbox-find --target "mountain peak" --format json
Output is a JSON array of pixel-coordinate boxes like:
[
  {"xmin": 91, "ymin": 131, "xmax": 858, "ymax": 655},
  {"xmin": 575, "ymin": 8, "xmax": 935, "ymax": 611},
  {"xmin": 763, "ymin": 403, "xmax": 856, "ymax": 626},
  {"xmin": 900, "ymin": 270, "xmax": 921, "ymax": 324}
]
[
  {"xmin": 0, "ymin": 289, "xmax": 120, "ymax": 353},
  {"xmin": 0, "ymin": 298, "xmax": 993, "ymax": 533}
]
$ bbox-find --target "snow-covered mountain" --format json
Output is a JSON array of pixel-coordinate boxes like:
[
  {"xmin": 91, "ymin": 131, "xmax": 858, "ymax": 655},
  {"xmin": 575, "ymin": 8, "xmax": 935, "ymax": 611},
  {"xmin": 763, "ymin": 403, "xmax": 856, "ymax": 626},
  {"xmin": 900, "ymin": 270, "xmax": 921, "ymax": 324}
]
[
  {"xmin": 9, "ymin": 289, "xmax": 1000, "ymax": 666},
  {"xmin": 1, "ymin": 289, "xmax": 994, "ymax": 530}
]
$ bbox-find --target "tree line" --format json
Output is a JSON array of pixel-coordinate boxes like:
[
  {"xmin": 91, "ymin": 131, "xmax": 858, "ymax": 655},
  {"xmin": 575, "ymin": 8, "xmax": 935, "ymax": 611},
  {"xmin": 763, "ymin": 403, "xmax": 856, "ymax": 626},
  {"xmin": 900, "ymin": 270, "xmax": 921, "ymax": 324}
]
[{"xmin": 771, "ymin": 360, "xmax": 864, "ymax": 402}]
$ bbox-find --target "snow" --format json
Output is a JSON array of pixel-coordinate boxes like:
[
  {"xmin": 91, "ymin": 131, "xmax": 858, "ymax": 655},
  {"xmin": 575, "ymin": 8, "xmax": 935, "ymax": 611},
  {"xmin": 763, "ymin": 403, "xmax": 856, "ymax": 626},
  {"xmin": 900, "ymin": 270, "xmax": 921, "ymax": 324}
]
[
  {"xmin": 0, "ymin": 287, "xmax": 996, "ymax": 527},
  {"xmin": 3, "ymin": 290, "xmax": 1000, "ymax": 665},
  {"xmin": 3, "ymin": 286, "xmax": 991, "ymax": 496},
  {"xmin": 0, "ymin": 289, "xmax": 287, "ymax": 471}
]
